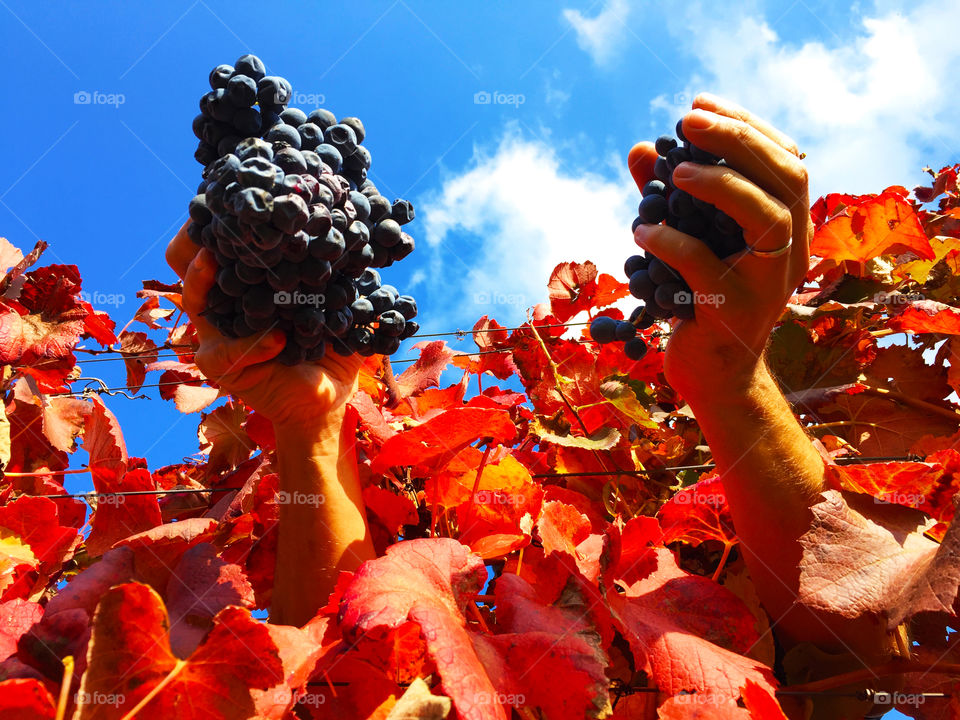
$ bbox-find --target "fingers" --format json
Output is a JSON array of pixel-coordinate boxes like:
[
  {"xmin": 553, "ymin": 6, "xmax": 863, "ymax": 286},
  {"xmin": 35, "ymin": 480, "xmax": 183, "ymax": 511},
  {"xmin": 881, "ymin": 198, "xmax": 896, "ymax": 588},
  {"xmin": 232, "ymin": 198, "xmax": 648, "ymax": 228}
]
[
  {"xmin": 680, "ymin": 109, "xmax": 809, "ymax": 212},
  {"xmin": 196, "ymin": 327, "xmax": 286, "ymax": 381},
  {"xmin": 691, "ymin": 93, "xmax": 800, "ymax": 157},
  {"xmin": 627, "ymin": 142, "xmax": 658, "ymax": 191},
  {"xmin": 166, "ymin": 220, "xmax": 200, "ymax": 279},
  {"xmin": 182, "ymin": 248, "xmax": 218, "ymax": 319},
  {"xmin": 672, "ymin": 163, "xmax": 793, "ymax": 254},
  {"xmin": 633, "ymin": 224, "xmax": 730, "ymax": 300}
]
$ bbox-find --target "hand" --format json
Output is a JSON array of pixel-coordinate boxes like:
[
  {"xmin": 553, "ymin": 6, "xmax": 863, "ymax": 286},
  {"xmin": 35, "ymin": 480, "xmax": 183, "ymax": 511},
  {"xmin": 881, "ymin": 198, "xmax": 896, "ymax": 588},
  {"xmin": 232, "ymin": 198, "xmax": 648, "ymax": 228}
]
[
  {"xmin": 627, "ymin": 93, "xmax": 812, "ymax": 398},
  {"xmin": 165, "ymin": 222, "xmax": 361, "ymax": 427}
]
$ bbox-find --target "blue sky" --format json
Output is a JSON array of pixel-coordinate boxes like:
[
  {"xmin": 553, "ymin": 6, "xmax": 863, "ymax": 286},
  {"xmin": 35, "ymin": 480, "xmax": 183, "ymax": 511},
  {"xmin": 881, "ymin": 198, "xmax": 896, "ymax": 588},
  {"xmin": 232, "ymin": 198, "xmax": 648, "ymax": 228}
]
[{"xmin": 3, "ymin": 2, "xmax": 955, "ymax": 714}]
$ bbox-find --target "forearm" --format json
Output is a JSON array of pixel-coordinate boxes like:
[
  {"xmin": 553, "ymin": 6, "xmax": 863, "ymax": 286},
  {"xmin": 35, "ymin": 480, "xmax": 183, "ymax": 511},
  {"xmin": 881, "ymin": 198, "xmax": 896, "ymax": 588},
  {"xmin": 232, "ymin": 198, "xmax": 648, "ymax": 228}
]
[
  {"xmin": 683, "ymin": 359, "xmax": 885, "ymax": 654},
  {"xmin": 269, "ymin": 407, "xmax": 375, "ymax": 625}
]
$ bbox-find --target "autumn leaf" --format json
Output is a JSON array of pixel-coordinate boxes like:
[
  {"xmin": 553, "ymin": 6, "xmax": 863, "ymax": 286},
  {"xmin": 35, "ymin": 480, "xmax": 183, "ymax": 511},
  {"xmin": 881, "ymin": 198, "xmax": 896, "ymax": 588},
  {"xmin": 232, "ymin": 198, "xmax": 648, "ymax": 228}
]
[
  {"xmin": 0, "ymin": 598, "xmax": 42, "ymax": 661},
  {"xmin": 657, "ymin": 476, "xmax": 736, "ymax": 547},
  {"xmin": 339, "ymin": 538, "xmax": 504, "ymax": 720},
  {"xmin": 810, "ymin": 190, "xmax": 933, "ymax": 263},
  {"xmin": 198, "ymin": 401, "xmax": 255, "ymax": 474},
  {"xmin": 370, "ymin": 407, "xmax": 515, "ymax": 474},
  {"xmin": 364, "ymin": 486, "xmax": 419, "ymax": 535},
  {"xmin": 0, "ymin": 678, "xmax": 57, "ymax": 720},
  {"xmin": 76, "ymin": 582, "xmax": 283, "ymax": 720},
  {"xmin": 547, "ymin": 261, "xmax": 629, "ymax": 322},
  {"xmin": 111, "ymin": 517, "xmax": 218, "ymax": 590},
  {"xmin": 888, "ymin": 299, "xmax": 960, "ymax": 335},
  {"xmin": 482, "ymin": 572, "xmax": 612, "ymax": 718},
  {"xmin": 395, "ymin": 341, "xmax": 456, "ymax": 399},
  {"xmin": 798, "ymin": 490, "xmax": 960, "ymax": 628},
  {"xmin": 165, "ymin": 543, "xmax": 255, "ymax": 658},
  {"xmin": 740, "ymin": 680, "xmax": 789, "ymax": 720},
  {"xmin": 85, "ymin": 468, "xmax": 162, "ymax": 557},
  {"xmin": 608, "ymin": 547, "xmax": 775, "ymax": 701},
  {"xmin": 383, "ymin": 677, "xmax": 451, "ymax": 720},
  {"xmin": 657, "ymin": 694, "xmax": 750, "ymax": 719},
  {"xmin": 117, "ymin": 330, "xmax": 157, "ymax": 393},
  {"xmin": 0, "ymin": 495, "xmax": 80, "ymax": 578},
  {"xmin": 83, "ymin": 396, "xmax": 127, "ymax": 485}
]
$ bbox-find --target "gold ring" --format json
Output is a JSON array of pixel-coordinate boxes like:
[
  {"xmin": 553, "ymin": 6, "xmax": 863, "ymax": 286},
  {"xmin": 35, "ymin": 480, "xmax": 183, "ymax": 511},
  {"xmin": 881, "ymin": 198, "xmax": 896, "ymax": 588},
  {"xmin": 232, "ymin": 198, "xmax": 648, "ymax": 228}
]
[{"xmin": 746, "ymin": 238, "xmax": 792, "ymax": 258}]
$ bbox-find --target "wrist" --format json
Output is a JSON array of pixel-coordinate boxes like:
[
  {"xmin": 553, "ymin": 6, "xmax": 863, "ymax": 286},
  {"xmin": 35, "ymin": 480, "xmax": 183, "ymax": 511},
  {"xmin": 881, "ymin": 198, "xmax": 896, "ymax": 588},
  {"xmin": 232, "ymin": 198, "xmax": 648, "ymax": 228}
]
[
  {"xmin": 273, "ymin": 403, "xmax": 347, "ymax": 444},
  {"xmin": 666, "ymin": 346, "xmax": 768, "ymax": 405}
]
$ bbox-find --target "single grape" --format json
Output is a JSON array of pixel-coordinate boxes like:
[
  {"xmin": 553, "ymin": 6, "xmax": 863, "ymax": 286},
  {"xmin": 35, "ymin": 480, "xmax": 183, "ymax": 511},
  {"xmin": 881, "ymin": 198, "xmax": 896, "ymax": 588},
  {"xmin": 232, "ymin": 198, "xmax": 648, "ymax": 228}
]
[
  {"xmin": 638, "ymin": 194, "xmax": 668, "ymax": 224},
  {"xmin": 589, "ymin": 316, "xmax": 618, "ymax": 344},
  {"xmin": 624, "ymin": 337, "xmax": 648, "ymax": 361}
]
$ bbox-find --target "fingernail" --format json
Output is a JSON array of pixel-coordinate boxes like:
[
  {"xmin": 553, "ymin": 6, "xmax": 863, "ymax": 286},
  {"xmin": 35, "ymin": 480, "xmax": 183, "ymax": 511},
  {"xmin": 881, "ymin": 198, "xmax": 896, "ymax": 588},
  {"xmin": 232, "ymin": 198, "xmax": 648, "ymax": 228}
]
[
  {"xmin": 634, "ymin": 225, "xmax": 657, "ymax": 250},
  {"xmin": 673, "ymin": 162, "xmax": 696, "ymax": 179},
  {"xmin": 685, "ymin": 109, "xmax": 714, "ymax": 131}
]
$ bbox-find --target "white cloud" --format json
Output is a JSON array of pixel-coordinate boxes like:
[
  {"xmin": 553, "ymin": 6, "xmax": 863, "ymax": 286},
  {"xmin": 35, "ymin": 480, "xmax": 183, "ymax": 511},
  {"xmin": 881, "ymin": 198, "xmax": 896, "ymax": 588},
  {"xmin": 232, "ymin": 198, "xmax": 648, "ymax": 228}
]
[
  {"xmin": 417, "ymin": 133, "xmax": 637, "ymax": 329},
  {"xmin": 652, "ymin": 1, "xmax": 960, "ymax": 198},
  {"xmin": 562, "ymin": 0, "xmax": 632, "ymax": 66}
]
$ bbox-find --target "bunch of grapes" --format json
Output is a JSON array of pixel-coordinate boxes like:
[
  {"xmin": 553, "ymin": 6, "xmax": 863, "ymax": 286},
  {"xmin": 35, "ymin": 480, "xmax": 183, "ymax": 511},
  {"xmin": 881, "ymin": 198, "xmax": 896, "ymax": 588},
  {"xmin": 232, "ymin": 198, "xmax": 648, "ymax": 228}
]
[
  {"xmin": 185, "ymin": 54, "xmax": 420, "ymax": 365},
  {"xmin": 590, "ymin": 120, "xmax": 746, "ymax": 360}
]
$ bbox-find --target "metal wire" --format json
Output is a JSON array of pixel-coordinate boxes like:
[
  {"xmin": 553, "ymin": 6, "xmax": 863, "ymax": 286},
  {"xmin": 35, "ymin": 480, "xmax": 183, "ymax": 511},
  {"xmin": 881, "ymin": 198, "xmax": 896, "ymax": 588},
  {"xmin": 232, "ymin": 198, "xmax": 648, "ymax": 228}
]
[{"xmin": 12, "ymin": 454, "xmax": 926, "ymax": 502}]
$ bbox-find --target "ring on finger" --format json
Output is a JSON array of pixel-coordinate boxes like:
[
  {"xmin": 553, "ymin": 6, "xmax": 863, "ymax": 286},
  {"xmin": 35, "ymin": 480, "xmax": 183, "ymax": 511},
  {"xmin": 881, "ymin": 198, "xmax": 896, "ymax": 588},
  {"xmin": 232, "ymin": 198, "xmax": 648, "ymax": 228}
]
[{"xmin": 746, "ymin": 237, "xmax": 792, "ymax": 258}]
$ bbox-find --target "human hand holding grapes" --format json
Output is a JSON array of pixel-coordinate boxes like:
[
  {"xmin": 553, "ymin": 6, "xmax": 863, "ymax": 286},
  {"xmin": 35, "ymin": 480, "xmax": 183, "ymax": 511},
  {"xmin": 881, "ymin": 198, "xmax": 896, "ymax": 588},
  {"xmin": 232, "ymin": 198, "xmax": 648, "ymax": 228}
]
[
  {"xmin": 165, "ymin": 221, "xmax": 361, "ymax": 429},
  {"xmin": 627, "ymin": 93, "xmax": 812, "ymax": 400}
]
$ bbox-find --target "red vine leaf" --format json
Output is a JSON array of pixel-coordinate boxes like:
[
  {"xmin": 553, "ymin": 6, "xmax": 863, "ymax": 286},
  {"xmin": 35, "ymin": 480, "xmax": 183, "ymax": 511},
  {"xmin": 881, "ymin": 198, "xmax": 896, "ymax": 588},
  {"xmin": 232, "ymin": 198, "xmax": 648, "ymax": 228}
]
[
  {"xmin": 608, "ymin": 548, "xmax": 774, "ymax": 700},
  {"xmin": 370, "ymin": 408, "xmax": 515, "ymax": 474},
  {"xmin": 657, "ymin": 476, "xmax": 736, "ymax": 547},
  {"xmin": 798, "ymin": 490, "xmax": 960, "ymax": 628},
  {"xmin": 810, "ymin": 190, "xmax": 933, "ymax": 263},
  {"xmin": 0, "ymin": 598, "xmax": 42, "ymax": 661},
  {"xmin": 76, "ymin": 582, "xmax": 283, "ymax": 720},
  {"xmin": 339, "ymin": 538, "xmax": 503, "ymax": 720},
  {"xmin": 0, "ymin": 678, "xmax": 56, "ymax": 720}
]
